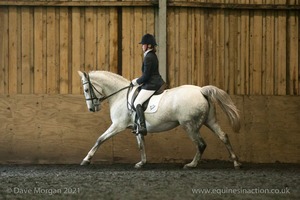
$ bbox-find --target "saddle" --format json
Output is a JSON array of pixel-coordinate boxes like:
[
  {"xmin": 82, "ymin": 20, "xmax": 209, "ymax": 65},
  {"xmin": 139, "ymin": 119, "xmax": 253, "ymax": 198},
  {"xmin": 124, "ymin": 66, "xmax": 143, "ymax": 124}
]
[{"xmin": 128, "ymin": 83, "xmax": 167, "ymax": 112}]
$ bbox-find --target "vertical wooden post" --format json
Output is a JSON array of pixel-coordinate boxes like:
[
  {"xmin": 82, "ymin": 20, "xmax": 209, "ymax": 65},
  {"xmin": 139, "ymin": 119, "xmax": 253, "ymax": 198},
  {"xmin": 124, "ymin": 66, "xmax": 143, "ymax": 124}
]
[{"xmin": 158, "ymin": 0, "xmax": 167, "ymax": 81}]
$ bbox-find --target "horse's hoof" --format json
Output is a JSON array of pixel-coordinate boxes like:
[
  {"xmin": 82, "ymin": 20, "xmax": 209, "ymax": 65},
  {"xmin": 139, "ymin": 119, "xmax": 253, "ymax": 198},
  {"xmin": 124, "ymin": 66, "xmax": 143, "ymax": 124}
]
[
  {"xmin": 80, "ymin": 160, "xmax": 91, "ymax": 166},
  {"xmin": 183, "ymin": 164, "xmax": 197, "ymax": 169},
  {"xmin": 234, "ymin": 162, "xmax": 242, "ymax": 169},
  {"xmin": 134, "ymin": 162, "xmax": 145, "ymax": 169},
  {"xmin": 134, "ymin": 165, "xmax": 142, "ymax": 169}
]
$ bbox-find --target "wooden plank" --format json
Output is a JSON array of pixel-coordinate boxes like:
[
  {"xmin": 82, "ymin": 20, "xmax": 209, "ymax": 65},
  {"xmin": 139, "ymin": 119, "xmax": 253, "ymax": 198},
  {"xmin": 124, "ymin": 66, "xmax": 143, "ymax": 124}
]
[
  {"xmin": 121, "ymin": 7, "xmax": 132, "ymax": 80},
  {"xmin": 276, "ymin": 11, "xmax": 287, "ymax": 95},
  {"xmin": 34, "ymin": 7, "xmax": 45, "ymax": 94},
  {"xmin": 46, "ymin": 7, "xmax": 57, "ymax": 94},
  {"xmin": 16, "ymin": 7, "xmax": 22, "ymax": 94},
  {"xmin": 167, "ymin": 8, "xmax": 177, "ymax": 87},
  {"xmin": 264, "ymin": 11, "xmax": 275, "ymax": 95},
  {"xmin": 0, "ymin": 7, "xmax": 8, "ymax": 94},
  {"xmin": 186, "ymin": 8, "xmax": 193, "ymax": 85},
  {"xmin": 0, "ymin": 1, "xmax": 158, "ymax": 7},
  {"xmin": 250, "ymin": 10, "xmax": 263, "ymax": 95},
  {"xmin": 298, "ymin": 11, "xmax": 300, "ymax": 94},
  {"xmin": 42, "ymin": 8, "xmax": 48, "ymax": 93},
  {"xmin": 215, "ymin": 9, "xmax": 225, "ymax": 89},
  {"xmin": 235, "ymin": 10, "xmax": 242, "ymax": 94},
  {"xmin": 240, "ymin": 10, "xmax": 250, "ymax": 95},
  {"xmin": 261, "ymin": 10, "xmax": 266, "ymax": 95},
  {"xmin": 167, "ymin": 7, "xmax": 175, "ymax": 87},
  {"xmin": 59, "ymin": 7, "xmax": 69, "ymax": 94},
  {"xmin": 71, "ymin": 7, "xmax": 81, "ymax": 94},
  {"xmin": 2, "ymin": 0, "xmax": 300, "ymax": 9},
  {"xmin": 127, "ymin": 8, "xmax": 134, "ymax": 79},
  {"xmin": 108, "ymin": 7, "xmax": 118, "ymax": 73},
  {"xmin": 97, "ymin": 8, "xmax": 106, "ymax": 70},
  {"xmin": 287, "ymin": 11, "xmax": 299, "ymax": 95},
  {"xmin": 84, "ymin": 7, "xmax": 96, "ymax": 72},
  {"xmin": 144, "ymin": 7, "xmax": 155, "ymax": 37},
  {"xmin": 211, "ymin": 10, "xmax": 217, "ymax": 86},
  {"xmin": 55, "ymin": 8, "xmax": 60, "ymax": 93},
  {"xmin": 198, "ymin": 9, "xmax": 206, "ymax": 87},
  {"xmin": 59, "ymin": 8, "xmax": 69, "ymax": 94},
  {"xmin": 228, "ymin": 10, "xmax": 238, "ymax": 94},
  {"xmin": 204, "ymin": 10, "xmax": 213, "ymax": 86},
  {"xmin": 0, "ymin": 7, "xmax": 4, "ymax": 93},
  {"xmin": 21, "ymin": 7, "xmax": 32, "ymax": 94},
  {"xmin": 8, "ymin": 7, "xmax": 18, "ymax": 94},
  {"xmin": 191, "ymin": 9, "xmax": 200, "ymax": 85},
  {"xmin": 80, "ymin": 8, "xmax": 85, "ymax": 75},
  {"xmin": 179, "ymin": 8, "xmax": 188, "ymax": 85},
  {"xmin": 133, "ymin": 7, "xmax": 143, "ymax": 79},
  {"xmin": 167, "ymin": 2, "xmax": 300, "ymax": 10},
  {"xmin": 212, "ymin": 9, "xmax": 218, "ymax": 87},
  {"xmin": 274, "ymin": 0, "xmax": 288, "ymax": 5},
  {"xmin": 223, "ymin": 10, "xmax": 229, "ymax": 92},
  {"xmin": 174, "ymin": 8, "xmax": 180, "ymax": 86}
]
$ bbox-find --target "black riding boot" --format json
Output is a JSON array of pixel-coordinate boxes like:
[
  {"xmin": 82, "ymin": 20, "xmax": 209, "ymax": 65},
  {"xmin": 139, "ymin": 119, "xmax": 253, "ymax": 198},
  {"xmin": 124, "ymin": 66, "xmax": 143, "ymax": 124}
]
[{"xmin": 136, "ymin": 104, "xmax": 147, "ymax": 135}]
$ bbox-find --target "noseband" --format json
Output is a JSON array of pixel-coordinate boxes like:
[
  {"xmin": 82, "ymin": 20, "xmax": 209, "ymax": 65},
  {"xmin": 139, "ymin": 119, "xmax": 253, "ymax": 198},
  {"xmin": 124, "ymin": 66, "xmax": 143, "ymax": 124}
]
[
  {"xmin": 82, "ymin": 75, "xmax": 102, "ymax": 107},
  {"xmin": 82, "ymin": 72, "xmax": 131, "ymax": 107}
]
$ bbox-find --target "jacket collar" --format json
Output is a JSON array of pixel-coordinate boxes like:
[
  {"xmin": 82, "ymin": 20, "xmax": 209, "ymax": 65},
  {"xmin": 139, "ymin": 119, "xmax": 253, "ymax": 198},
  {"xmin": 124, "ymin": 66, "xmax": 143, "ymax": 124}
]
[{"xmin": 144, "ymin": 49, "xmax": 153, "ymax": 57}]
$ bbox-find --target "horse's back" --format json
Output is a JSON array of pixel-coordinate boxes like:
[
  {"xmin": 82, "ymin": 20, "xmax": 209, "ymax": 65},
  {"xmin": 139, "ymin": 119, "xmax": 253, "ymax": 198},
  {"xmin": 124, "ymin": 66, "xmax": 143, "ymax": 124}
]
[
  {"xmin": 166, "ymin": 85, "xmax": 205, "ymax": 100},
  {"xmin": 161, "ymin": 85, "xmax": 209, "ymax": 113}
]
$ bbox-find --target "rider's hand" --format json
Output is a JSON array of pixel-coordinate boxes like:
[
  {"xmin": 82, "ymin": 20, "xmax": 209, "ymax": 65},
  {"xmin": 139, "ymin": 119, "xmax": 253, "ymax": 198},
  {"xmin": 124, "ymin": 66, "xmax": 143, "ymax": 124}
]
[{"xmin": 131, "ymin": 78, "xmax": 139, "ymax": 86}]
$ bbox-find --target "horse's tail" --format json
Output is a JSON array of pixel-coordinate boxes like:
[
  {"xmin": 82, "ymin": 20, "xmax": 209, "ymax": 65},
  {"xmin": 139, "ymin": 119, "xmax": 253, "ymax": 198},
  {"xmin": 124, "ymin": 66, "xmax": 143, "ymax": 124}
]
[{"xmin": 200, "ymin": 85, "xmax": 240, "ymax": 133}]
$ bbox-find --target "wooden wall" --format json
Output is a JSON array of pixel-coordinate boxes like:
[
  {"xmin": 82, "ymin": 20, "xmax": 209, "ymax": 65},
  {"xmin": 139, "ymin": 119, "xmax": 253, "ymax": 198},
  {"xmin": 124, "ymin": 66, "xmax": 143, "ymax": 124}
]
[
  {"xmin": 167, "ymin": 3, "xmax": 300, "ymax": 95},
  {"xmin": 0, "ymin": 0, "xmax": 299, "ymax": 164},
  {"xmin": 0, "ymin": 95, "xmax": 298, "ymax": 164},
  {"xmin": 0, "ymin": 6, "xmax": 119, "ymax": 95},
  {"xmin": 1, "ymin": 1, "xmax": 299, "ymax": 95}
]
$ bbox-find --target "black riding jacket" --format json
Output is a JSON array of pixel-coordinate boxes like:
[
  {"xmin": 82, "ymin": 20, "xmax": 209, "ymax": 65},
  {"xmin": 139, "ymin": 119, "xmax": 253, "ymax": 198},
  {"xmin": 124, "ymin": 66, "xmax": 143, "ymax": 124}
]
[{"xmin": 136, "ymin": 51, "xmax": 165, "ymax": 90}]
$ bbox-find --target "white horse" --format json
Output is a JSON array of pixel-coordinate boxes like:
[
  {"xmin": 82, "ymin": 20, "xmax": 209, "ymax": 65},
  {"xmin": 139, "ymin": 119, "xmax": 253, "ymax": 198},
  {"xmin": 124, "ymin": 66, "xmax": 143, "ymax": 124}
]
[{"xmin": 78, "ymin": 71, "xmax": 242, "ymax": 169}]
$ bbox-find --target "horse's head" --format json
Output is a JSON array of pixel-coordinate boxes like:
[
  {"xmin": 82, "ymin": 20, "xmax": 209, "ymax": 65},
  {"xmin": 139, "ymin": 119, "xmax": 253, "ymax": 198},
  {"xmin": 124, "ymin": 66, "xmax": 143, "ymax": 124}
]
[{"xmin": 78, "ymin": 71, "xmax": 102, "ymax": 112}]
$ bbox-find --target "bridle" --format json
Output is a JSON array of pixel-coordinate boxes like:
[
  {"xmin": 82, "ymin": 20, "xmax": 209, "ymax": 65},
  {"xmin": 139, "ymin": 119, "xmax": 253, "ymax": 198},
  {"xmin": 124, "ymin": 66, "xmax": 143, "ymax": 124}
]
[{"xmin": 82, "ymin": 72, "xmax": 131, "ymax": 108}]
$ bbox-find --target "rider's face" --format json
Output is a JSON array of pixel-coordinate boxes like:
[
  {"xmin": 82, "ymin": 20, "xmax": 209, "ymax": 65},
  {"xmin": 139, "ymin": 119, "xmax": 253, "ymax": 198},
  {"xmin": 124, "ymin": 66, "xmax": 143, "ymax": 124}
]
[{"xmin": 142, "ymin": 44, "xmax": 148, "ymax": 52}]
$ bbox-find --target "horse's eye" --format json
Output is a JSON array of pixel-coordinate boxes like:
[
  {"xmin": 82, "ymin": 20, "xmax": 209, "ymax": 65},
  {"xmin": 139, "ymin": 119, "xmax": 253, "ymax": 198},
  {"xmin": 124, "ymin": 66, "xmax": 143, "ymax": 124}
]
[{"xmin": 85, "ymin": 88, "xmax": 89, "ymax": 93}]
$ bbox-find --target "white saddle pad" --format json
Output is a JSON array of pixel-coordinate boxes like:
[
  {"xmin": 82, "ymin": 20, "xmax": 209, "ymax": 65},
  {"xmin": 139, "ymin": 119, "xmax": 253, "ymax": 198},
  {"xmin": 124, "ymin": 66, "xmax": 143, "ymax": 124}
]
[
  {"xmin": 144, "ymin": 90, "xmax": 166, "ymax": 113},
  {"xmin": 128, "ymin": 86, "xmax": 166, "ymax": 114}
]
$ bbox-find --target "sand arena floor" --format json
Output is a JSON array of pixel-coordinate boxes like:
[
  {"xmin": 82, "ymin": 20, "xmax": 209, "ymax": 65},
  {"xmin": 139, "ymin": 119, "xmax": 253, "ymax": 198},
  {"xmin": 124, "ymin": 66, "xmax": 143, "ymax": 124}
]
[{"xmin": 0, "ymin": 161, "xmax": 299, "ymax": 200}]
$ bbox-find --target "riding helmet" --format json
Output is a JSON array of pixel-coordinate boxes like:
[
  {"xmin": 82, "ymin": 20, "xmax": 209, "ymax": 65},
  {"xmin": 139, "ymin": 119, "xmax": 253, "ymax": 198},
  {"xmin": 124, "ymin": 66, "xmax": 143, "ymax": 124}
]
[{"xmin": 139, "ymin": 34, "xmax": 157, "ymax": 46}]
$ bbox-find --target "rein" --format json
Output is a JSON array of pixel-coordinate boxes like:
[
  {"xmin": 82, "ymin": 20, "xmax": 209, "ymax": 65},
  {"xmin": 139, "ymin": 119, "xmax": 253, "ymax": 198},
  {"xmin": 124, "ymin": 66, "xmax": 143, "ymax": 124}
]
[
  {"xmin": 99, "ymin": 85, "xmax": 131, "ymax": 102},
  {"xmin": 83, "ymin": 72, "xmax": 131, "ymax": 104}
]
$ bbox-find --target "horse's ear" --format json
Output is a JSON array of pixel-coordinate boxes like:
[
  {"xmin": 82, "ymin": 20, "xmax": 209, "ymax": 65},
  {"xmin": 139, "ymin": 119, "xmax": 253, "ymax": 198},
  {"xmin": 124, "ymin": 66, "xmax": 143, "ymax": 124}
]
[{"xmin": 78, "ymin": 71, "xmax": 84, "ymax": 78}]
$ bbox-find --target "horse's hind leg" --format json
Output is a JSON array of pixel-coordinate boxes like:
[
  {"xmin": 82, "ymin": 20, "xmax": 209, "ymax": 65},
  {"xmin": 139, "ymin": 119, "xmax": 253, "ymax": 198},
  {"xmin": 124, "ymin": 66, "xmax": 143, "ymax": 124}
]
[
  {"xmin": 205, "ymin": 120, "xmax": 242, "ymax": 169},
  {"xmin": 183, "ymin": 124, "xmax": 206, "ymax": 169}
]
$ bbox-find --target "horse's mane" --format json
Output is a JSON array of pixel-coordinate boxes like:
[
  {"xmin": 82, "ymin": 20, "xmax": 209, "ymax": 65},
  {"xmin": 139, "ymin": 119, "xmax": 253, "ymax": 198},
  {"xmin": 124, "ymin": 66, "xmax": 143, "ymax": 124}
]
[{"xmin": 89, "ymin": 71, "xmax": 130, "ymax": 84}]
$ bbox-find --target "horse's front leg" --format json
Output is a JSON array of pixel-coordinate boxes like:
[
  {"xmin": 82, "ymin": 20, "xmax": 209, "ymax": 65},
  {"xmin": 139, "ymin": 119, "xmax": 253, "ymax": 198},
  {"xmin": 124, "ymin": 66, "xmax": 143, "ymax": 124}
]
[
  {"xmin": 134, "ymin": 134, "xmax": 146, "ymax": 169},
  {"xmin": 81, "ymin": 124, "xmax": 124, "ymax": 165}
]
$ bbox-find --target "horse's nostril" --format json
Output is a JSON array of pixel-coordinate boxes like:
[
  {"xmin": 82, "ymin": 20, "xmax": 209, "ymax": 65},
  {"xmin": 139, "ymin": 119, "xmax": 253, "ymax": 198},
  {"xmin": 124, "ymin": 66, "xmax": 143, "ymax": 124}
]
[{"xmin": 89, "ymin": 108, "xmax": 94, "ymax": 112}]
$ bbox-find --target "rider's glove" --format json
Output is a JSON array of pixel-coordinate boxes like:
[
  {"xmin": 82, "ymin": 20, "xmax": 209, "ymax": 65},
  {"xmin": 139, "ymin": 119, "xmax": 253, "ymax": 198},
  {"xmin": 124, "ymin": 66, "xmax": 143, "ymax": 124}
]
[{"xmin": 131, "ymin": 78, "xmax": 139, "ymax": 86}]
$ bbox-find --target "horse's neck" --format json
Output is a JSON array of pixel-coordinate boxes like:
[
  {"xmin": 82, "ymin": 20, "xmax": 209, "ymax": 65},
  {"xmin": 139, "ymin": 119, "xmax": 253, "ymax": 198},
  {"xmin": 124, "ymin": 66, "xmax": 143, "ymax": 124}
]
[{"xmin": 90, "ymin": 71, "xmax": 129, "ymax": 100}]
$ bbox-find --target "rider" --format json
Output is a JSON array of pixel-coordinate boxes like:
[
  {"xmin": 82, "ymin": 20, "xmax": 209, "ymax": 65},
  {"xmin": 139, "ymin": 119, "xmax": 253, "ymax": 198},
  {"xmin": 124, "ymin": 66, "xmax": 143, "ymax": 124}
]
[{"xmin": 131, "ymin": 33, "xmax": 165, "ymax": 135}]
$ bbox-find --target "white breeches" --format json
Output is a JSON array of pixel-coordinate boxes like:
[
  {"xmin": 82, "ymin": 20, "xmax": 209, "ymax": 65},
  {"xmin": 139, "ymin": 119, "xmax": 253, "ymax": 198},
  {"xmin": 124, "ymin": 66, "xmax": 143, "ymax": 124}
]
[{"xmin": 134, "ymin": 89, "xmax": 156, "ymax": 108}]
